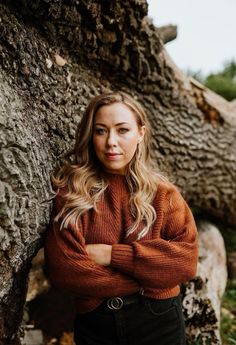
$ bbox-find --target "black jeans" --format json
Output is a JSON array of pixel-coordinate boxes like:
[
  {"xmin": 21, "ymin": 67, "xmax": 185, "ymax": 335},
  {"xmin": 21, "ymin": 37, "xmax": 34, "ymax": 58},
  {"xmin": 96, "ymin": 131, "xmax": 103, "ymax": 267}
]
[{"xmin": 74, "ymin": 294, "xmax": 186, "ymax": 345}]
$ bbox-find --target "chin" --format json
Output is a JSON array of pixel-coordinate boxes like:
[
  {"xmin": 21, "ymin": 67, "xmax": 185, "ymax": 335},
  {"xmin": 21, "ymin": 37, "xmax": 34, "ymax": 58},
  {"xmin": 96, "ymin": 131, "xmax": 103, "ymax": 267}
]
[{"xmin": 104, "ymin": 164, "xmax": 126, "ymax": 174}]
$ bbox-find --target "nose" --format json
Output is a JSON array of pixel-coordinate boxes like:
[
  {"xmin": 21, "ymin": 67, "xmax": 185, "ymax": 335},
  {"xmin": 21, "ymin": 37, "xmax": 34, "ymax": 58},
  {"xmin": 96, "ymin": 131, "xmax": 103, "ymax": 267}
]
[{"xmin": 107, "ymin": 131, "xmax": 118, "ymax": 147}]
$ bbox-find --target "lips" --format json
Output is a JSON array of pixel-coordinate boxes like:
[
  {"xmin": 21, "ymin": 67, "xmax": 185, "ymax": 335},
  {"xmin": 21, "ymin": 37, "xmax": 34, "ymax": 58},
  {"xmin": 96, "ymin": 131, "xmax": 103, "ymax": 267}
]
[
  {"xmin": 106, "ymin": 153, "xmax": 121, "ymax": 156},
  {"xmin": 105, "ymin": 152, "xmax": 122, "ymax": 160}
]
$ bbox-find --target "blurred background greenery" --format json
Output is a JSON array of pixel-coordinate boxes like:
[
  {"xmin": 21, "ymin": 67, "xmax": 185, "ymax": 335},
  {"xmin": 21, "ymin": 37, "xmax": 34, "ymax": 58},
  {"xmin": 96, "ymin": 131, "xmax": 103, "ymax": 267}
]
[{"xmin": 187, "ymin": 60, "xmax": 236, "ymax": 101}]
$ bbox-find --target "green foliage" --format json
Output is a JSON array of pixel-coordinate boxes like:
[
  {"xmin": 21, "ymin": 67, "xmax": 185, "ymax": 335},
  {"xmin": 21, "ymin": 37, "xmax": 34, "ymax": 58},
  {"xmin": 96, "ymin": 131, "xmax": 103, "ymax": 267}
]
[
  {"xmin": 187, "ymin": 60, "xmax": 236, "ymax": 101},
  {"xmin": 222, "ymin": 279, "xmax": 236, "ymax": 312},
  {"xmin": 221, "ymin": 280, "xmax": 236, "ymax": 344},
  {"xmin": 221, "ymin": 61, "xmax": 236, "ymax": 79},
  {"xmin": 219, "ymin": 226, "xmax": 236, "ymax": 344},
  {"xmin": 205, "ymin": 75, "xmax": 236, "ymax": 101}
]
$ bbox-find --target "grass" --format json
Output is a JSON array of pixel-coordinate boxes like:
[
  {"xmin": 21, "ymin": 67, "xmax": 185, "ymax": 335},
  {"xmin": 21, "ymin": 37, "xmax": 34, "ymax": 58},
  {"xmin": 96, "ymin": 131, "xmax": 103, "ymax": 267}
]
[
  {"xmin": 219, "ymin": 225, "xmax": 236, "ymax": 344},
  {"xmin": 221, "ymin": 279, "xmax": 236, "ymax": 344}
]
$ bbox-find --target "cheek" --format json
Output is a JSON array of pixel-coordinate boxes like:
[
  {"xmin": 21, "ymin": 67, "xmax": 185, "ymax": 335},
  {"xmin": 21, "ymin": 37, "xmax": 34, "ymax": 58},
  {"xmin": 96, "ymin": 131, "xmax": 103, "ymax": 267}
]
[
  {"xmin": 93, "ymin": 137, "xmax": 102, "ymax": 152},
  {"xmin": 123, "ymin": 137, "xmax": 138, "ymax": 155}
]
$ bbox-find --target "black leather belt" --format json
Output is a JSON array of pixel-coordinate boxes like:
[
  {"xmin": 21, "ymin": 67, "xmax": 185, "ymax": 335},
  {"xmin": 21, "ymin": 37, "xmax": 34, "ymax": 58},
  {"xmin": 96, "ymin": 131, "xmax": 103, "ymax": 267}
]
[{"xmin": 106, "ymin": 293, "xmax": 141, "ymax": 310}]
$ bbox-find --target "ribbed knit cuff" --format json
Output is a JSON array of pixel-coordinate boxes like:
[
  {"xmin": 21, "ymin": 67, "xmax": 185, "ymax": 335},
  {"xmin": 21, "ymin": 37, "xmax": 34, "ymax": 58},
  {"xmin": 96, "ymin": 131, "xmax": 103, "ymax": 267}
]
[{"xmin": 111, "ymin": 244, "xmax": 134, "ymax": 275}]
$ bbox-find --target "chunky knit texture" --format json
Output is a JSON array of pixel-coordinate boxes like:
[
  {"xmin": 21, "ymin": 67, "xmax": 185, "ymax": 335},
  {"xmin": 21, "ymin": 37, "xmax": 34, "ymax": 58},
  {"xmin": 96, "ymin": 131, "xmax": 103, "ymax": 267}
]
[{"xmin": 44, "ymin": 173, "xmax": 198, "ymax": 313}]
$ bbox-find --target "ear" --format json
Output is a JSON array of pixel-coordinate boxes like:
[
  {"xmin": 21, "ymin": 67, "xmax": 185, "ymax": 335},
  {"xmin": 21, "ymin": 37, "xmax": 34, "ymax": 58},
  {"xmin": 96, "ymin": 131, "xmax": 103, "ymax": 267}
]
[{"xmin": 138, "ymin": 126, "xmax": 146, "ymax": 143}]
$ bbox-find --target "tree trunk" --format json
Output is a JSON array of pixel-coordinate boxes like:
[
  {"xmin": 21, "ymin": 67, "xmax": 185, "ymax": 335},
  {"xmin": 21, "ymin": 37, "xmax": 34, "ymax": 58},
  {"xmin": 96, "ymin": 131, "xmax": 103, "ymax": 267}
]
[
  {"xmin": 183, "ymin": 221, "xmax": 227, "ymax": 344},
  {"xmin": 0, "ymin": 0, "xmax": 235, "ymax": 343},
  {"xmin": 157, "ymin": 24, "xmax": 177, "ymax": 44}
]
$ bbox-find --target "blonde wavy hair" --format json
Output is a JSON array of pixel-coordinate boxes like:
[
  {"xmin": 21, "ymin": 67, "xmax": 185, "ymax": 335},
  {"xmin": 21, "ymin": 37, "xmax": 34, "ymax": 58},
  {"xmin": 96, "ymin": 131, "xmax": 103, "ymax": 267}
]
[{"xmin": 52, "ymin": 91, "xmax": 168, "ymax": 240}]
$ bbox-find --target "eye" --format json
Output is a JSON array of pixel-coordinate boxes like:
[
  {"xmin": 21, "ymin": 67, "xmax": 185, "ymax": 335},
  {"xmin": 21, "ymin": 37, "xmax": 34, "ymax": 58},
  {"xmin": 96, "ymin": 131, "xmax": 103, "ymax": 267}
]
[
  {"xmin": 118, "ymin": 128, "xmax": 129, "ymax": 134},
  {"xmin": 94, "ymin": 128, "xmax": 107, "ymax": 135}
]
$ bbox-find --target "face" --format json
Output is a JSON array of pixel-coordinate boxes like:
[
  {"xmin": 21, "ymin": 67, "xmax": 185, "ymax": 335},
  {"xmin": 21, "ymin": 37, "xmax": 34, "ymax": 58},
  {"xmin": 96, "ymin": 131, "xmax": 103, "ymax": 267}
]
[{"xmin": 93, "ymin": 102, "xmax": 146, "ymax": 174}]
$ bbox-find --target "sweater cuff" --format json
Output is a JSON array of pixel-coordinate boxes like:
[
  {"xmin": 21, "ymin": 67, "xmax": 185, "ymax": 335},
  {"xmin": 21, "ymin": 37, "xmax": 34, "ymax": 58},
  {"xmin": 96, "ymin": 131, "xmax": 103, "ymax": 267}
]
[{"xmin": 111, "ymin": 244, "xmax": 134, "ymax": 275}]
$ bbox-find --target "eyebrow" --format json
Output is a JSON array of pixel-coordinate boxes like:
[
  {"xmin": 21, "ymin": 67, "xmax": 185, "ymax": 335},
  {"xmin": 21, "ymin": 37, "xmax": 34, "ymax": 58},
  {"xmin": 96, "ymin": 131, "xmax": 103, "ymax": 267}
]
[{"xmin": 94, "ymin": 122, "xmax": 130, "ymax": 127}]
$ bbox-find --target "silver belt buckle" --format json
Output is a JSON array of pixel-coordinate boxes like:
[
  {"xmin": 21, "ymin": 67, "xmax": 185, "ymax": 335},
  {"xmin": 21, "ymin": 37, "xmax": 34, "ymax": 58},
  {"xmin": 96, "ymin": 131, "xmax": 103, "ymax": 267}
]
[{"xmin": 107, "ymin": 297, "xmax": 124, "ymax": 310}]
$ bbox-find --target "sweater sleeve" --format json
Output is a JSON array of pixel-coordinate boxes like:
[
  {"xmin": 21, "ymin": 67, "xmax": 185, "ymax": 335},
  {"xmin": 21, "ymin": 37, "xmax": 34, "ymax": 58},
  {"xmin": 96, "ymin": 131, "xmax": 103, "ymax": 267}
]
[
  {"xmin": 44, "ymin": 197, "xmax": 140, "ymax": 298},
  {"xmin": 110, "ymin": 185, "xmax": 198, "ymax": 289}
]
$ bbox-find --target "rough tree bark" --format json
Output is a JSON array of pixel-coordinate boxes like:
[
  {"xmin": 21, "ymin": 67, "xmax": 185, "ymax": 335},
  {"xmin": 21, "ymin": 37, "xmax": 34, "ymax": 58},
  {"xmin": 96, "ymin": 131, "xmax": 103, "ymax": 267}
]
[
  {"xmin": 157, "ymin": 24, "xmax": 177, "ymax": 44},
  {"xmin": 183, "ymin": 221, "xmax": 227, "ymax": 344},
  {"xmin": 0, "ymin": 0, "xmax": 236, "ymax": 344}
]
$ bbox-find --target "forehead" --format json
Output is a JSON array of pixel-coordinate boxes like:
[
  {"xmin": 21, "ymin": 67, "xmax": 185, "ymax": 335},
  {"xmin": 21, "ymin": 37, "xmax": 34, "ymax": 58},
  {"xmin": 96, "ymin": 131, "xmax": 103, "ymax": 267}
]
[{"xmin": 94, "ymin": 102, "xmax": 137, "ymax": 125}]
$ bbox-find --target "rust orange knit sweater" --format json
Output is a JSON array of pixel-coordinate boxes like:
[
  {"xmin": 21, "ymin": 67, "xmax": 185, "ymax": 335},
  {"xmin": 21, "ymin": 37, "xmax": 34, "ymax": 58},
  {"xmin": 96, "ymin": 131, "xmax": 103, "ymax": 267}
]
[{"xmin": 44, "ymin": 173, "xmax": 198, "ymax": 313}]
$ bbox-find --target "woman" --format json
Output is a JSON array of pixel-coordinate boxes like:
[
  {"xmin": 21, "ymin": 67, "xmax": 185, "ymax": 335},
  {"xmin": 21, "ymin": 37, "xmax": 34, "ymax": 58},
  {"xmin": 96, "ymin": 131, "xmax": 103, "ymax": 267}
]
[{"xmin": 44, "ymin": 91, "xmax": 198, "ymax": 345}]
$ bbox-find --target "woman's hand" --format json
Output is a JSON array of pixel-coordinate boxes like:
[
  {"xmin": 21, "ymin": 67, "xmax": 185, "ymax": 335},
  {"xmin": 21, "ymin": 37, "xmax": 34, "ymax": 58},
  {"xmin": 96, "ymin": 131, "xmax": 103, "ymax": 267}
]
[{"xmin": 85, "ymin": 244, "xmax": 112, "ymax": 266}]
